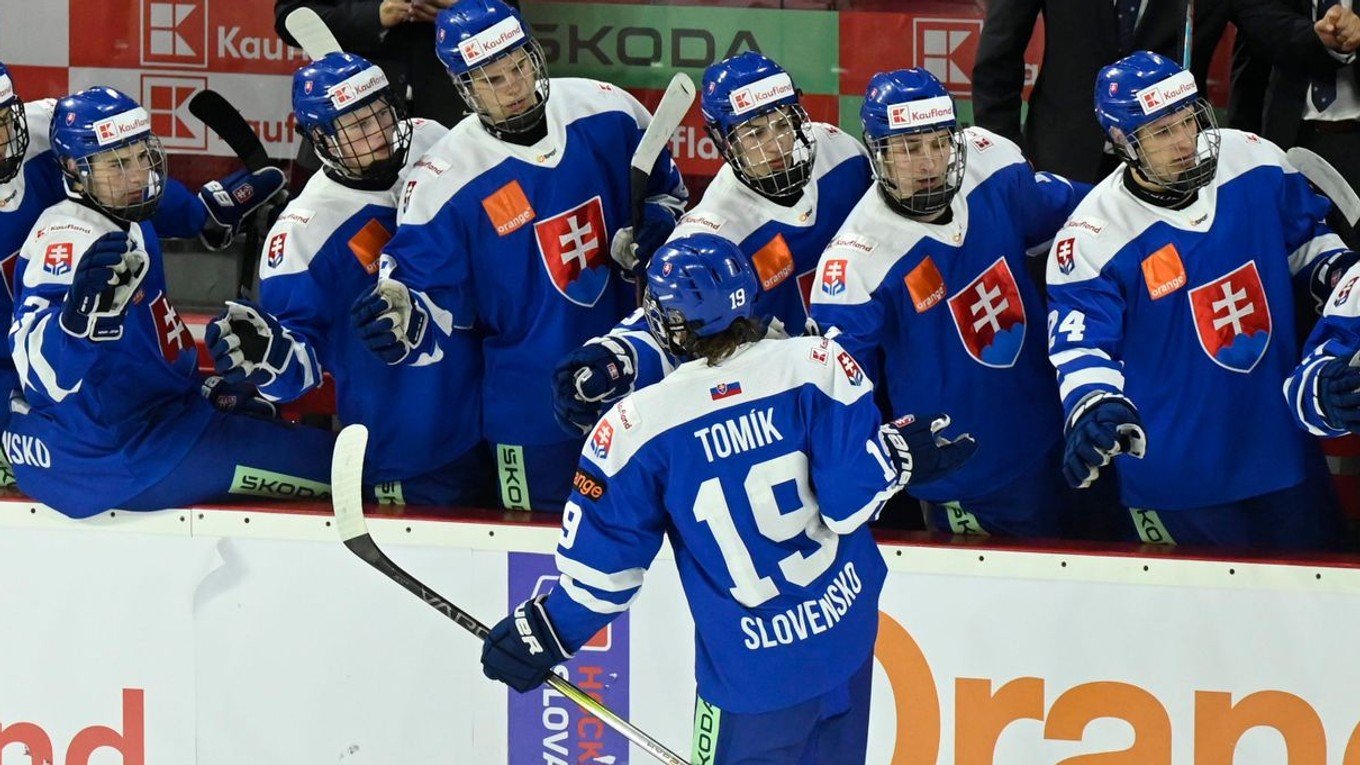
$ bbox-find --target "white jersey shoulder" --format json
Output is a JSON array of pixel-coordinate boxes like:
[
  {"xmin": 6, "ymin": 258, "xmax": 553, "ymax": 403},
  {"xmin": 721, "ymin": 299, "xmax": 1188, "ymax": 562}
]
[
  {"xmin": 399, "ymin": 78, "xmax": 640, "ymax": 227},
  {"xmin": 958, "ymin": 126, "xmax": 1026, "ymax": 188},
  {"xmin": 585, "ymin": 336, "xmax": 871, "ymax": 476},
  {"xmin": 1214, "ymin": 129, "xmax": 1290, "ymax": 187},
  {"xmin": 21, "ymin": 201, "xmax": 130, "ymax": 289},
  {"xmin": 670, "ymin": 122, "xmax": 867, "ymax": 245},
  {"xmin": 262, "ymin": 119, "xmax": 441, "ymax": 279}
]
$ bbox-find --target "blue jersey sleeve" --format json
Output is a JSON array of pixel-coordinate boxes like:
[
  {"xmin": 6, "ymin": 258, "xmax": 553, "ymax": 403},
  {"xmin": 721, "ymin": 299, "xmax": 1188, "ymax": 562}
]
[
  {"xmin": 255, "ymin": 232, "xmax": 329, "ymax": 403},
  {"xmin": 1046, "ymin": 235, "xmax": 1130, "ymax": 420},
  {"xmin": 542, "ymin": 440, "xmax": 666, "ymax": 652},
  {"xmin": 149, "ymin": 178, "xmax": 207, "ymax": 241},
  {"xmin": 1288, "ymin": 263, "xmax": 1360, "ymax": 436},
  {"xmin": 805, "ymin": 338, "xmax": 899, "ymax": 532},
  {"xmin": 808, "ymin": 247, "xmax": 889, "ymax": 385},
  {"xmin": 1018, "ymin": 171, "xmax": 1091, "ymax": 252}
]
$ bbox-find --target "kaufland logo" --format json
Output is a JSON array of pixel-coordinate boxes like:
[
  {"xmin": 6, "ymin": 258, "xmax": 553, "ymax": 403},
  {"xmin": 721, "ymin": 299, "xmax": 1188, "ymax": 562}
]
[
  {"xmin": 142, "ymin": 0, "xmax": 208, "ymax": 67},
  {"xmin": 0, "ymin": 75, "xmax": 13, "ymax": 105},
  {"xmin": 887, "ymin": 95, "xmax": 955, "ymax": 130},
  {"xmin": 459, "ymin": 17, "xmax": 525, "ymax": 66},
  {"xmin": 728, "ymin": 73, "xmax": 795, "ymax": 116},
  {"xmin": 143, "ymin": 75, "xmax": 208, "ymax": 151},
  {"xmin": 93, "ymin": 108, "xmax": 152, "ymax": 146},
  {"xmin": 328, "ymin": 67, "xmax": 388, "ymax": 109},
  {"xmin": 1137, "ymin": 70, "xmax": 1197, "ymax": 115},
  {"xmin": 913, "ymin": 18, "xmax": 982, "ymax": 94}
]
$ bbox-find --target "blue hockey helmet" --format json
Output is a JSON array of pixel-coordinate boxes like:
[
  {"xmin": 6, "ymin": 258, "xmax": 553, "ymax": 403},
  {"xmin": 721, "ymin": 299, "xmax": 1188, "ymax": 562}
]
[
  {"xmin": 1095, "ymin": 50, "xmax": 1219, "ymax": 193},
  {"xmin": 0, "ymin": 61, "xmax": 28, "ymax": 184},
  {"xmin": 860, "ymin": 69, "xmax": 966, "ymax": 217},
  {"xmin": 435, "ymin": 0, "xmax": 549, "ymax": 136},
  {"xmin": 50, "ymin": 87, "xmax": 166, "ymax": 222},
  {"xmin": 644, "ymin": 234, "xmax": 760, "ymax": 358},
  {"xmin": 701, "ymin": 52, "xmax": 816, "ymax": 198},
  {"xmin": 293, "ymin": 52, "xmax": 412, "ymax": 183}
]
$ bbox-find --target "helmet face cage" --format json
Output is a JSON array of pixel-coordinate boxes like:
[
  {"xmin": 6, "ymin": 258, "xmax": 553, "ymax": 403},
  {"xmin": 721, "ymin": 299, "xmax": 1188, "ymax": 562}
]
[
  {"xmin": 642, "ymin": 289, "xmax": 697, "ymax": 357},
  {"xmin": 716, "ymin": 103, "xmax": 817, "ymax": 197},
  {"xmin": 453, "ymin": 40, "xmax": 550, "ymax": 135},
  {"xmin": 867, "ymin": 126, "xmax": 967, "ymax": 217},
  {"xmin": 0, "ymin": 96, "xmax": 28, "ymax": 184},
  {"xmin": 310, "ymin": 92, "xmax": 412, "ymax": 182},
  {"xmin": 65, "ymin": 134, "xmax": 167, "ymax": 223},
  {"xmin": 1120, "ymin": 99, "xmax": 1220, "ymax": 195}
]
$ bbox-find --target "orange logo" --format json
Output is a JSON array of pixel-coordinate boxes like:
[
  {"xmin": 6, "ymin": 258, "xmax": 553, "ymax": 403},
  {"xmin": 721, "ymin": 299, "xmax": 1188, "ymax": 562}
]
[
  {"xmin": 752, "ymin": 234, "xmax": 794, "ymax": 291},
  {"xmin": 875, "ymin": 611, "xmax": 1357, "ymax": 763},
  {"xmin": 1142, "ymin": 244, "xmax": 1187, "ymax": 300},
  {"xmin": 905, "ymin": 257, "xmax": 946, "ymax": 313},
  {"xmin": 348, "ymin": 219, "xmax": 392, "ymax": 275},
  {"xmin": 481, "ymin": 180, "xmax": 536, "ymax": 236}
]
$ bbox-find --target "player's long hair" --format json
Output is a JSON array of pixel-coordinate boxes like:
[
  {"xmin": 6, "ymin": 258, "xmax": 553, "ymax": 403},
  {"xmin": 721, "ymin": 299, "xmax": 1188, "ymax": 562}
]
[{"xmin": 688, "ymin": 317, "xmax": 766, "ymax": 366}]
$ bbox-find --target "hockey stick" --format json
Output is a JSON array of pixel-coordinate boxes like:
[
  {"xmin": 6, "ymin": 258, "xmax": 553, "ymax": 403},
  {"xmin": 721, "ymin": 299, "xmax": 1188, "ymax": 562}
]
[
  {"xmin": 330, "ymin": 425, "xmax": 691, "ymax": 765},
  {"xmin": 1182, "ymin": 0, "xmax": 1195, "ymax": 70},
  {"xmin": 1289, "ymin": 147, "xmax": 1360, "ymax": 229},
  {"xmin": 628, "ymin": 73, "xmax": 695, "ymax": 299},
  {"xmin": 283, "ymin": 7, "xmax": 343, "ymax": 59},
  {"xmin": 189, "ymin": 90, "xmax": 271, "ymax": 173}
]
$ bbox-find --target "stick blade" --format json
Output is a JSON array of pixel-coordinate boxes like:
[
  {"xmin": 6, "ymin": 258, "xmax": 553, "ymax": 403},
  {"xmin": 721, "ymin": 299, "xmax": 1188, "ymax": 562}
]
[
  {"xmin": 188, "ymin": 89, "xmax": 271, "ymax": 172},
  {"xmin": 631, "ymin": 72, "xmax": 695, "ymax": 176},
  {"xmin": 331, "ymin": 424, "xmax": 370, "ymax": 543},
  {"xmin": 1288, "ymin": 146, "xmax": 1360, "ymax": 228},
  {"xmin": 285, "ymin": 7, "xmax": 343, "ymax": 60}
]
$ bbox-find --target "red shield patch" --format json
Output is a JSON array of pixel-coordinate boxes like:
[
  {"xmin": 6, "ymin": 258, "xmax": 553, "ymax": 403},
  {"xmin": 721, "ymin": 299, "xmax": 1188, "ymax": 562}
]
[
  {"xmin": 43, "ymin": 243, "xmax": 73, "ymax": 277},
  {"xmin": 947, "ymin": 257, "xmax": 1027, "ymax": 368},
  {"xmin": 149, "ymin": 293, "xmax": 193, "ymax": 363},
  {"xmin": 1188, "ymin": 261, "xmax": 1272, "ymax": 373},
  {"xmin": 533, "ymin": 196, "xmax": 611, "ymax": 307}
]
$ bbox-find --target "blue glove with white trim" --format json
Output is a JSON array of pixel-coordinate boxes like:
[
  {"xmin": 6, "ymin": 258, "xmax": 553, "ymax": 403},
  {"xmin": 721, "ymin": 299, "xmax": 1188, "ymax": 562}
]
[
  {"xmin": 481, "ymin": 595, "xmax": 573, "ymax": 693},
  {"xmin": 1062, "ymin": 394, "xmax": 1147, "ymax": 489}
]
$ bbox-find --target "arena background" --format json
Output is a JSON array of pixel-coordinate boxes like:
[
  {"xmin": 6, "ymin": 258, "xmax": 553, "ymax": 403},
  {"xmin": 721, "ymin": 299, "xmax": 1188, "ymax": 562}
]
[{"xmin": 5, "ymin": 3, "xmax": 1360, "ymax": 765}]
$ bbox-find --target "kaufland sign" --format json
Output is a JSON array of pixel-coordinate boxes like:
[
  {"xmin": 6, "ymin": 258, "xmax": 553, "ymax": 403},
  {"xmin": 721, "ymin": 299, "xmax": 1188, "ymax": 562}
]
[
  {"xmin": 887, "ymin": 94, "xmax": 955, "ymax": 129},
  {"xmin": 728, "ymin": 72, "xmax": 795, "ymax": 116}
]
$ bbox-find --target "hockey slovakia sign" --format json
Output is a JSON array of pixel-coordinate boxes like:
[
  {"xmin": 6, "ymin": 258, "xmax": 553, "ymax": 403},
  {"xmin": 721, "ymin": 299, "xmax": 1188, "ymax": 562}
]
[{"xmin": 507, "ymin": 552, "xmax": 631, "ymax": 765}]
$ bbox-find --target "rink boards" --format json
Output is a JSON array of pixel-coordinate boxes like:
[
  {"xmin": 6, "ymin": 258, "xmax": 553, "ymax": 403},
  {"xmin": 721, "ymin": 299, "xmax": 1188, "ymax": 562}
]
[{"xmin": 1, "ymin": 500, "xmax": 1359, "ymax": 764}]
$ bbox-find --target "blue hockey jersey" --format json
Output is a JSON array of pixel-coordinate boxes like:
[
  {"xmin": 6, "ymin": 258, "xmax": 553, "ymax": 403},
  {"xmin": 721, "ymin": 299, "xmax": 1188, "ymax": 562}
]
[
  {"xmin": 380, "ymin": 78, "xmax": 687, "ymax": 446},
  {"xmin": 9, "ymin": 201, "xmax": 211, "ymax": 516},
  {"xmin": 255, "ymin": 120, "xmax": 479, "ymax": 482},
  {"xmin": 543, "ymin": 336, "xmax": 895, "ymax": 715},
  {"xmin": 1288, "ymin": 261, "xmax": 1360, "ymax": 437},
  {"xmin": 1048, "ymin": 130, "xmax": 1346, "ymax": 510},
  {"xmin": 609, "ymin": 123, "xmax": 873, "ymax": 389},
  {"xmin": 810, "ymin": 127, "xmax": 1084, "ymax": 505},
  {"xmin": 1, "ymin": 99, "xmax": 205, "ymax": 408}
]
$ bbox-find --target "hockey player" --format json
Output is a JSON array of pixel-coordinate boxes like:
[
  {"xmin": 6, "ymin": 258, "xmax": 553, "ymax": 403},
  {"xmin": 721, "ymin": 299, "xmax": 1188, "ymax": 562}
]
[
  {"xmin": 549, "ymin": 51, "xmax": 874, "ymax": 435},
  {"xmin": 1288, "ymin": 263, "xmax": 1360, "ymax": 439},
  {"xmin": 809, "ymin": 69, "xmax": 1088, "ymax": 538},
  {"xmin": 204, "ymin": 53, "xmax": 490, "ymax": 506},
  {"xmin": 5, "ymin": 87, "xmax": 333, "ymax": 518},
  {"xmin": 479, "ymin": 235, "xmax": 975, "ymax": 764},
  {"xmin": 0, "ymin": 62, "xmax": 286, "ymax": 474},
  {"xmin": 1048, "ymin": 51, "xmax": 1353, "ymax": 549},
  {"xmin": 350, "ymin": 0, "xmax": 686, "ymax": 511}
]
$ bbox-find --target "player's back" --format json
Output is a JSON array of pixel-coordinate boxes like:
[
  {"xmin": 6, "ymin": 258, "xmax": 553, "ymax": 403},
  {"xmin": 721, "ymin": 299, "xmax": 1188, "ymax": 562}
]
[{"xmin": 580, "ymin": 336, "xmax": 891, "ymax": 713}]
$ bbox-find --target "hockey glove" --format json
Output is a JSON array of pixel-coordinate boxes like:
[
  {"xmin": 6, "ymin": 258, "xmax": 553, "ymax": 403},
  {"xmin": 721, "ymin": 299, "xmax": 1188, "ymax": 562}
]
[
  {"xmin": 481, "ymin": 595, "xmax": 573, "ymax": 693},
  {"xmin": 1062, "ymin": 394, "xmax": 1148, "ymax": 489},
  {"xmin": 1316, "ymin": 355, "xmax": 1360, "ymax": 432},
  {"xmin": 205, "ymin": 300, "xmax": 298, "ymax": 387},
  {"xmin": 351, "ymin": 279, "xmax": 429, "ymax": 365},
  {"xmin": 609, "ymin": 202, "xmax": 677, "ymax": 274},
  {"xmin": 878, "ymin": 413, "xmax": 977, "ymax": 488},
  {"xmin": 201, "ymin": 375, "xmax": 278, "ymax": 419},
  {"xmin": 60, "ymin": 231, "xmax": 149, "ymax": 341},
  {"xmin": 551, "ymin": 337, "xmax": 638, "ymax": 435},
  {"xmin": 1311, "ymin": 250, "xmax": 1360, "ymax": 312},
  {"xmin": 198, "ymin": 167, "xmax": 287, "ymax": 250}
]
